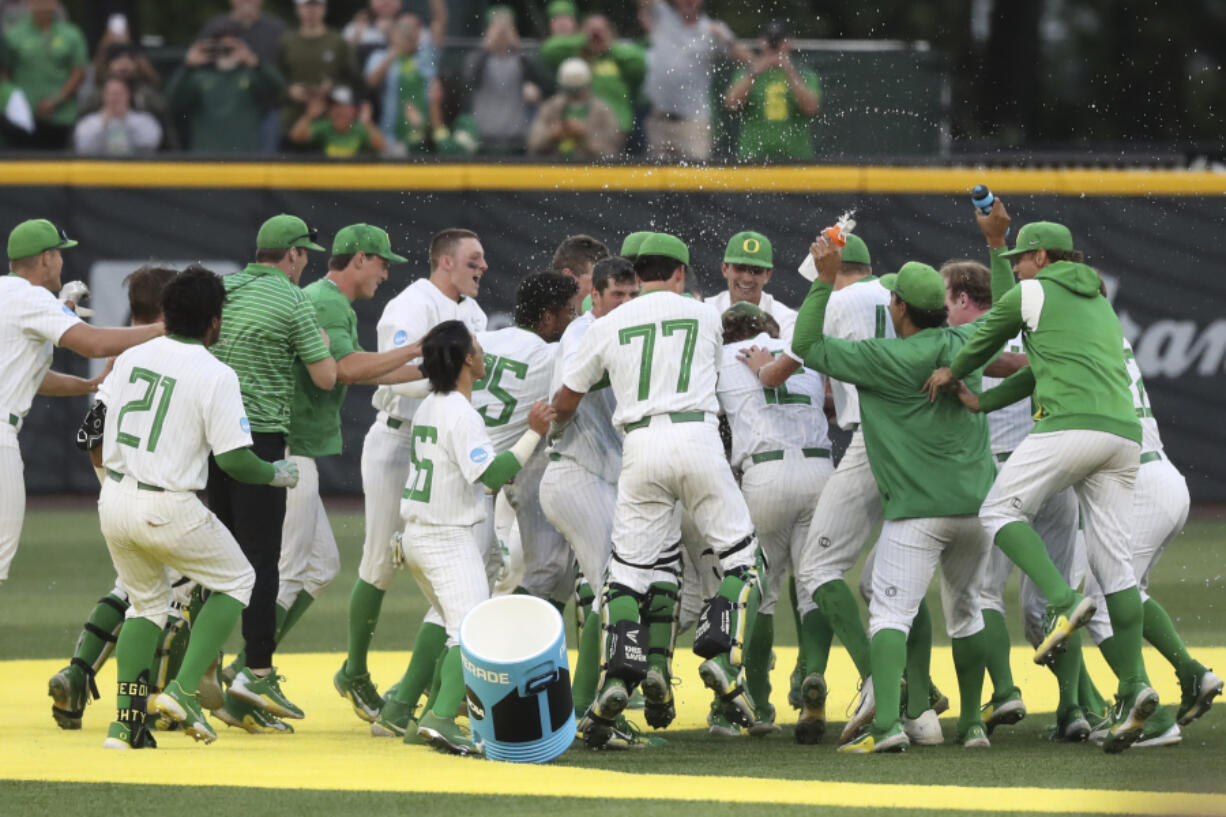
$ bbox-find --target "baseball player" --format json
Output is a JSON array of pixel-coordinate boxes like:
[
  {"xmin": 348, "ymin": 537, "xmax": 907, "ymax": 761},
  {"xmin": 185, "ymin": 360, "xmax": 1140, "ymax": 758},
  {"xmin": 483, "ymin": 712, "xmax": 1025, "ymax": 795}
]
[
  {"xmin": 49, "ymin": 266, "xmax": 182, "ymax": 731},
  {"xmin": 927, "ymin": 218, "xmax": 1156, "ymax": 753},
  {"xmin": 553, "ymin": 233, "xmax": 763, "ymax": 749},
  {"xmin": 396, "ymin": 320, "xmax": 556, "ymax": 754},
  {"xmin": 208, "ymin": 214, "xmax": 335, "ymax": 723},
  {"xmin": 706, "ymin": 232, "xmax": 797, "ymax": 337},
  {"xmin": 95, "ymin": 266, "xmax": 300, "ymax": 749},
  {"xmin": 371, "ymin": 271, "xmax": 579, "ymax": 739},
  {"xmin": 2, "ymin": 219, "xmax": 163, "ymax": 588},
  {"xmin": 721, "ymin": 302, "xmax": 832, "ymax": 736},
  {"xmin": 336, "ymin": 228, "xmax": 488, "ymax": 723},
  {"xmin": 551, "ymin": 234, "xmax": 610, "ymax": 303},
  {"xmin": 794, "ymin": 242, "xmax": 996, "ymax": 753}
]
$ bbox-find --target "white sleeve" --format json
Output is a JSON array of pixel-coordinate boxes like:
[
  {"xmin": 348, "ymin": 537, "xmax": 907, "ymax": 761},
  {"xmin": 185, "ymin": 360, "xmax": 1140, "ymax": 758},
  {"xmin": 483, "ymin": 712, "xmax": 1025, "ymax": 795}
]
[
  {"xmin": 72, "ymin": 115, "xmax": 102, "ymax": 153},
  {"xmin": 452, "ymin": 408, "xmax": 498, "ymax": 485},
  {"xmin": 205, "ymin": 367, "xmax": 256, "ymax": 456},
  {"xmin": 389, "ymin": 378, "xmax": 432, "ymax": 399},
  {"xmin": 132, "ymin": 113, "xmax": 162, "ymax": 151},
  {"xmin": 377, "ymin": 296, "xmax": 432, "ymax": 354},
  {"xmin": 21, "ymin": 288, "xmax": 82, "ymax": 345},
  {"xmin": 5, "ymin": 88, "xmax": 34, "ymax": 133},
  {"xmin": 562, "ymin": 321, "xmax": 607, "ymax": 393}
]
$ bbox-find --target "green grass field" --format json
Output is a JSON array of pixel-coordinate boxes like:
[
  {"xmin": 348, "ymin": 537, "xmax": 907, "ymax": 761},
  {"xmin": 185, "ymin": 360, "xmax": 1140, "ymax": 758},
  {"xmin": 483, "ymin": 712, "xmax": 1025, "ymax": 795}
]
[{"xmin": 2, "ymin": 503, "xmax": 1225, "ymax": 816}]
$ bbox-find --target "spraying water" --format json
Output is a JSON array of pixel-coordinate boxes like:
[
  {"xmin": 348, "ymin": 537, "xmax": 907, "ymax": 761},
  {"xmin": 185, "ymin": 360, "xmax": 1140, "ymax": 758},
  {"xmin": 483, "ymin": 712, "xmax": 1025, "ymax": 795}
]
[{"xmin": 798, "ymin": 210, "xmax": 857, "ymax": 281}]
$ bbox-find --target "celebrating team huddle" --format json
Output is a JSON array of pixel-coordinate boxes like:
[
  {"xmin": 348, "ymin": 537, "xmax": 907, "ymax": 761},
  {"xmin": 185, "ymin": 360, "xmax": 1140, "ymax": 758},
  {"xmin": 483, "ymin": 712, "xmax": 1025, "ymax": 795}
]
[{"xmin": 4, "ymin": 192, "xmax": 1220, "ymax": 758}]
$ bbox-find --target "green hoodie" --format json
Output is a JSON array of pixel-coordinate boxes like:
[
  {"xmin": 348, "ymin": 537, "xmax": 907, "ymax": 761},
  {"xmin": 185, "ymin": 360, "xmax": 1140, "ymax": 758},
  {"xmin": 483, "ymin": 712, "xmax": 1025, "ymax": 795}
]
[{"xmin": 950, "ymin": 250, "xmax": 1141, "ymax": 444}]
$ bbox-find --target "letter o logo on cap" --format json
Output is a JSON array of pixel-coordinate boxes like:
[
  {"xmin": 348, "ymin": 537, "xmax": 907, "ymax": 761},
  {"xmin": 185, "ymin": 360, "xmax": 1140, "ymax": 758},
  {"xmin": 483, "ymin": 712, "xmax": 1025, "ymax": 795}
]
[{"xmin": 742, "ymin": 238, "xmax": 761, "ymax": 254}]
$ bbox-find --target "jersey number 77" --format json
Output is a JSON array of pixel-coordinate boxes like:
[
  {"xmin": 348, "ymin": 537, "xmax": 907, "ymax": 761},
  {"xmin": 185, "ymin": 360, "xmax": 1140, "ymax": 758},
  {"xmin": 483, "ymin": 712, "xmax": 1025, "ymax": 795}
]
[{"xmin": 618, "ymin": 319, "xmax": 698, "ymax": 399}]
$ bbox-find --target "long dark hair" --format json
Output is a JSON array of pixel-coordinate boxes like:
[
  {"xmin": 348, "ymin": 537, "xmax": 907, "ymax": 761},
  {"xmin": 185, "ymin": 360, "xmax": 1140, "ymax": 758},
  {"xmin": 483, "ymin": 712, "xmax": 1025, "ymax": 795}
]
[{"xmin": 421, "ymin": 320, "xmax": 475, "ymax": 393}]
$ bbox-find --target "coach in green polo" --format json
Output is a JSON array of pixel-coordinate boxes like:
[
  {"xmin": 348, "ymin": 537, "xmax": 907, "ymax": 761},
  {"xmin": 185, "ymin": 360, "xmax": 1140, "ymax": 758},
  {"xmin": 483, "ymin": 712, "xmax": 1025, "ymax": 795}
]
[{"xmin": 208, "ymin": 214, "xmax": 335, "ymax": 724}]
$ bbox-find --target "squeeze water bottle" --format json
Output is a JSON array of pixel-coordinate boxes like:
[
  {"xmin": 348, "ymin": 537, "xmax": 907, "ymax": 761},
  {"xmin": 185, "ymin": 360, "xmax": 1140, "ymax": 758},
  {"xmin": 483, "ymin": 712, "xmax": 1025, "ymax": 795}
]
[
  {"xmin": 799, "ymin": 212, "xmax": 857, "ymax": 281},
  {"xmin": 971, "ymin": 184, "xmax": 1010, "ymax": 237}
]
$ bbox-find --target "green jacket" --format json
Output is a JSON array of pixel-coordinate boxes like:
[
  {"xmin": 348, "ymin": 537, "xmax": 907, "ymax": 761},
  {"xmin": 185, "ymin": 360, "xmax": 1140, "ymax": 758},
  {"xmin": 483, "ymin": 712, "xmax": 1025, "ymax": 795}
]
[
  {"xmin": 951, "ymin": 250, "xmax": 1141, "ymax": 444},
  {"xmin": 166, "ymin": 63, "xmax": 284, "ymax": 153},
  {"xmin": 540, "ymin": 35, "xmax": 645, "ymax": 132}
]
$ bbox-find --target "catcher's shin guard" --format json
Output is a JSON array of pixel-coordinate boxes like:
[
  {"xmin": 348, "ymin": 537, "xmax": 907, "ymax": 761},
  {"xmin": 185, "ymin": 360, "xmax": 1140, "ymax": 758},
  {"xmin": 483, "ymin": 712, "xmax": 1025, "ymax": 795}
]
[
  {"xmin": 642, "ymin": 582, "xmax": 679, "ymax": 677},
  {"xmin": 72, "ymin": 593, "xmax": 129, "ymax": 702},
  {"xmin": 597, "ymin": 584, "xmax": 648, "ymax": 688},
  {"xmin": 694, "ymin": 564, "xmax": 761, "ymax": 666},
  {"xmin": 115, "ymin": 670, "xmax": 157, "ymax": 748}
]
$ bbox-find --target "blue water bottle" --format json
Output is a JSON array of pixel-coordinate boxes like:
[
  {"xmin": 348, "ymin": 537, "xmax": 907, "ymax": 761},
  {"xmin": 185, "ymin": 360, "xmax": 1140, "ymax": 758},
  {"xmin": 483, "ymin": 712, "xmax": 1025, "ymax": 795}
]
[{"xmin": 971, "ymin": 184, "xmax": 1009, "ymax": 237}]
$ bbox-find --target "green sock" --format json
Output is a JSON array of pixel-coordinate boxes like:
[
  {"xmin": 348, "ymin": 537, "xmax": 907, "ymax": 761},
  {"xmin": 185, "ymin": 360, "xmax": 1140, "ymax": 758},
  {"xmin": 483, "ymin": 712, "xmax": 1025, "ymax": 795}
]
[
  {"xmin": 745, "ymin": 613, "xmax": 774, "ymax": 708},
  {"xmin": 430, "ymin": 647, "xmax": 465, "ymax": 718},
  {"xmin": 993, "ymin": 522, "xmax": 1074, "ymax": 609},
  {"xmin": 72, "ymin": 592, "xmax": 128, "ymax": 680},
  {"xmin": 114, "ymin": 617, "xmax": 161, "ymax": 713},
  {"xmin": 1048, "ymin": 630, "xmax": 1083, "ymax": 714},
  {"xmin": 981, "ymin": 608, "xmax": 1016, "ymax": 700},
  {"xmin": 869, "ymin": 628, "xmax": 907, "ymax": 733},
  {"xmin": 643, "ymin": 582, "xmax": 679, "ymax": 676},
  {"xmin": 1142, "ymin": 598, "xmax": 1199, "ymax": 681},
  {"xmin": 393, "ymin": 621, "xmax": 448, "ymax": 709},
  {"xmin": 814, "ymin": 580, "xmax": 871, "ymax": 679},
  {"xmin": 1100, "ymin": 587, "xmax": 1149, "ymax": 690},
  {"xmin": 799, "ymin": 607, "xmax": 834, "ymax": 675},
  {"xmin": 274, "ymin": 590, "xmax": 315, "ymax": 648},
  {"xmin": 904, "ymin": 600, "xmax": 933, "ymax": 718},
  {"xmin": 787, "ymin": 576, "xmax": 803, "ymax": 658},
  {"xmin": 573, "ymin": 580, "xmax": 595, "ymax": 642},
  {"xmin": 345, "ymin": 579, "xmax": 385, "ymax": 676},
  {"xmin": 175, "ymin": 593, "xmax": 243, "ymax": 693},
  {"xmin": 951, "ymin": 630, "xmax": 988, "ymax": 733},
  {"xmin": 572, "ymin": 609, "xmax": 601, "ymax": 715},
  {"xmin": 421, "ymin": 643, "xmax": 446, "ymax": 714},
  {"xmin": 1078, "ymin": 653, "xmax": 1110, "ymax": 716}
]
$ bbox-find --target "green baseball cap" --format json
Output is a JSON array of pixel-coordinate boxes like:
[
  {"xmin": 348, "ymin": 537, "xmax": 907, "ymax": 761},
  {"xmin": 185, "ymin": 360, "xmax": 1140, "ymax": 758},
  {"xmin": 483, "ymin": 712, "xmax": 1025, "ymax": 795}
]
[
  {"xmin": 879, "ymin": 262, "xmax": 946, "ymax": 311},
  {"xmin": 722, "ymin": 301, "xmax": 767, "ymax": 320},
  {"xmin": 548, "ymin": 0, "xmax": 577, "ymax": 18},
  {"xmin": 256, "ymin": 214, "xmax": 326, "ymax": 252},
  {"xmin": 723, "ymin": 231, "xmax": 773, "ymax": 268},
  {"xmin": 841, "ymin": 234, "xmax": 871, "ymax": 266},
  {"xmin": 7, "ymin": 219, "xmax": 78, "ymax": 260},
  {"xmin": 332, "ymin": 223, "xmax": 408, "ymax": 263},
  {"xmin": 636, "ymin": 232, "xmax": 689, "ymax": 266},
  {"xmin": 1000, "ymin": 221, "xmax": 1075, "ymax": 257},
  {"xmin": 620, "ymin": 230, "xmax": 653, "ymax": 259}
]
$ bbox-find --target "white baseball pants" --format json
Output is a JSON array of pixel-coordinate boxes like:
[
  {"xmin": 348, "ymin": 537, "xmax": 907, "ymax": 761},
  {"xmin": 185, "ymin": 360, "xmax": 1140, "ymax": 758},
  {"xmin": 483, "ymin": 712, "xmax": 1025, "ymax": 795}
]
[
  {"xmin": 540, "ymin": 455, "xmax": 616, "ymax": 609},
  {"xmin": 0, "ymin": 423, "xmax": 24, "ymax": 585},
  {"xmin": 402, "ymin": 520, "xmax": 490, "ymax": 647},
  {"xmin": 278, "ymin": 455, "xmax": 340, "ymax": 608},
  {"xmin": 358, "ymin": 415, "xmax": 415, "ymax": 590},
  {"xmin": 504, "ymin": 451, "xmax": 573, "ymax": 604}
]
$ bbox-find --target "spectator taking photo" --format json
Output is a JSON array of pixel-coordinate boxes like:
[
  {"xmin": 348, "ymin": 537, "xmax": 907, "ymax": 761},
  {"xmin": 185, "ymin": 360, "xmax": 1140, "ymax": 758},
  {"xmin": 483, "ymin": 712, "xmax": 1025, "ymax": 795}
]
[
  {"xmin": 528, "ymin": 57, "xmax": 623, "ymax": 159},
  {"xmin": 724, "ymin": 20, "xmax": 820, "ymax": 162},
  {"xmin": 289, "ymin": 84, "xmax": 385, "ymax": 157}
]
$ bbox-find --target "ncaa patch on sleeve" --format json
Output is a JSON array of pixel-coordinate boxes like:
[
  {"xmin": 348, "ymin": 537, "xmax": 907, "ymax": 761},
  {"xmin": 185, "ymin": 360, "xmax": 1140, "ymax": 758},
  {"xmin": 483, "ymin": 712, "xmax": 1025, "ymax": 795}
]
[
  {"xmin": 470, "ymin": 447, "xmax": 490, "ymax": 464},
  {"xmin": 240, "ymin": 418, "xmax": 251, "ymax": 434},
  {"xmin": 394, "ymin": 330, "xmax": 408, "ymax": 346}
]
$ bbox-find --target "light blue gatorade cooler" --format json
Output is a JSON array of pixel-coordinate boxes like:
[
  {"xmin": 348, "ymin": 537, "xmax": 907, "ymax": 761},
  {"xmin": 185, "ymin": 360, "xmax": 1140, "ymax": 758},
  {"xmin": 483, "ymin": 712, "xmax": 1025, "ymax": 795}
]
[{"xmin": 459, "ymin": 594, "xmax": 575, "ymax": 762}]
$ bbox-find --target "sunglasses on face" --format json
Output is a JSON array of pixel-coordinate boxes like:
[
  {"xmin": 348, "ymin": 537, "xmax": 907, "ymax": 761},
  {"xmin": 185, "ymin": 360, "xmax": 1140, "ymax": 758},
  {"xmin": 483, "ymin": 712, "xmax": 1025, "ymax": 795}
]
[{"xmin": 288, "ymin": 227, "xmax": 319, "ymax": 245}]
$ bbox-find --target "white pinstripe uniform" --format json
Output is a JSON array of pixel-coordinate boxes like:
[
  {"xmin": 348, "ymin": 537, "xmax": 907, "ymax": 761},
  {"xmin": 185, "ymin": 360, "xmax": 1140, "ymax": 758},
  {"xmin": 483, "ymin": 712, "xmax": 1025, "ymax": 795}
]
[
  {"xmin": 358, "ymin": 279, "xmax": 486, "ymax": 592},
  {"xmin": 564, "ymin": 291, "xmax": 757, "ymax": 594},
  {"xmin": 472, "ymin": 326, "xmax": 572, "ymax": 602},
  {"xmin": 96, "ymin": 337, "xmax": 256, "ymax": 627},
  {"xmin": 793, "ymin": 276, "xmax": 895, "ymax": 599},
  {"xmin": 399, "ymin": 390, "xmax": 499, "ymax": 646},
  {"xmin": 0, "ymin": 275, "xmax": 82, "ymax": 585},
  {"xmin": 1084, "ymin": 338, "xmax": 1190, "ymax": 644},
  {"xmin": 706, "ymin": 291, "xmax": 798, "ymax": 339},
  {"xmin": 718, "ymin": 333, "xmax": 832, "ymax": 616},
  {"xmin": 277, "ymin": 455, "xmax": 339, "ymax": 607}
]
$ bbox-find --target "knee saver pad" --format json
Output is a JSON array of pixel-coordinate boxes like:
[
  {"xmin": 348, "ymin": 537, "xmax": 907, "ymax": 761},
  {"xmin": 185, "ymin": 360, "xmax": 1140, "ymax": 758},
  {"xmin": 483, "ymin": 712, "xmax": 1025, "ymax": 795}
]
[
  {"xmin": 693, "ymin": 595, "xmax": 734, "ymax": 659},
  {"xmin": 604, "ymin": 618, "xmax": 649, "ymax": 685}
]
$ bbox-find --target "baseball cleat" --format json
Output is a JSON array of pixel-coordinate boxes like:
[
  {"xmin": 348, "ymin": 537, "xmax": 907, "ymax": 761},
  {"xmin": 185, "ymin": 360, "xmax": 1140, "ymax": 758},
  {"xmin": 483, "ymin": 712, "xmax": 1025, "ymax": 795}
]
[
  {"xmin": 1046, "ymin": 706, "xmax": 1091, "ymax": 742},
  {"xmin": 903, "ymin": 708, "xmax": 944, "ymax": 745},
  {"xmin": 214, "ymin": 693, "xmax": 294, "ymax": 734},
  {"xmin": 957, "ymin": 722, "xmax": 991, "ymax": 749},
  {"xmin": 1134, "ymin": 706, "xmax": 1181, "ymax": 748},
  {"xmin": 794, "ymin": 672, "xmax": 827, "ymax": 745},
  {"xmin": 641, "ymin": 668, "xmax": 676, "ymax": 729},
  {"xmin": 48, "ymin": 666, "xmax": 88, "ymax": 730},
  {"xmin": 578, "ymin": 681, "xmax": 629, "ymax": 749},
  {"xmin": 929, "ymin": 683, "xmax": 950, "ymax": 717},
  {"xmin": 626, "ymin": 688, "xmax": 646, "ymax": 710},
  {"xmin": 417, "ymin": 711, "xmax": 477, "ymax": 756},
  {"xmin": 706, "ymin": 701, "xmax": 741, "ymax": 737},
  {"xmin": 787, "ymin": 660, "xmax": 806, "ymax": 711},
  {"xmin": 1033, "ymin": 594, "xmax": 1095, "ymax": 666},
  {"xmin": 220, "ymin": 656, "xmax": 242, "ymax": 688},
  {"xmin": 1086, "ymin": 708, "xmax": 1111, "ymax": 742},
  {"xmin": 981, "ymin": 687, "xmax": 1026, "ymax": 734},
  {"xmin": 196, "ymin": 652, "xmax": 226, "ymax": 712},
  {"xmin": 1103, "ymin": 685, "xmax": 1159, "ymax": 754},
  {"xmin": 102, "ymin": 720, "xmax": 157, "ymax": 750},
  {"xmin": 597, "ymin": 715, "xmax": 668, "ymax": 750},
  {"xmin": 748, "ymin": 703, "xmax": 781, "ymax": 736},
  {"xmin": 838, "ymin": 720, "xmax": 909, "ymax": 754},
  {"xmin": 230, "ymin": 668, "xmax": 304, "ymax": 719},
  {"xmin": 334, "ymin": 662, "xmax": 383, "ymax": 723},
  {"xmin": 839, "ymin": 675, "xmax": 876, "ymax": 746},
  {"xmin": 698, "ymin": 656, "xmax": 754, "ymax": 729},
  {"xmin": 371, "ymin": 698, "xmax": 413, "ymax": 738},
  {"xmin": 1176, "ymin": 667, "xmax": 1223, "ymax": 726},
  {"xmin": 153, "ymin": 680, "xmax": 217, "ymax": 744}
]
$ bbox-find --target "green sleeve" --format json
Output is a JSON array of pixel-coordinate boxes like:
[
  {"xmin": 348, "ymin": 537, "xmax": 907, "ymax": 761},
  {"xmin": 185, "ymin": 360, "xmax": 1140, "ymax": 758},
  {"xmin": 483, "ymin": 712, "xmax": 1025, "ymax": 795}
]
[
  {"xmin": 479, "ymin": 450, "xmax": 523, "ymax": 490},
  {"xmin": 612, "ymin": 42, "xmax": 647, "ymax": 89},
  {"xmin": 69, "ymin": 27, "xmax": 88, "ymax": 68},
  {"xmin": 978, "ymin": 367, "xmax": 1036, "ymax": 414},
  {"xmin": 949, "ymin": 285, "xmax": 1024, "ymax": 379},
  {"xmin": 164, "ymin": 66, "xmax": 199, "ymax": 112},
  {"xmin": 320, "ymin": 312, "xmax": 356, "ymax": 360},
  {"xmin": 290, "ymin": 295, "xmax": 332, "ymax": 364},
  {"xmin": 253, "ymin": 60, "xmax": 286, "ymax": 106},
  {"xmin": 790, "ymin": 279, "xmax": 898, "ymax": 390},
  {"xmin": 805, "ymin": 69, "xmax": 821, "ymax": 97},
  {"xmin": 215, "ymin": 447, "xmax": 275, "ymax": 484},
  {"xmin": 540, "ymin": 34, "xmax": 584, "ymax": 69},
  {"xmin": 989, "ymin": 247, "xmax": 1017, "ymax": 303}
]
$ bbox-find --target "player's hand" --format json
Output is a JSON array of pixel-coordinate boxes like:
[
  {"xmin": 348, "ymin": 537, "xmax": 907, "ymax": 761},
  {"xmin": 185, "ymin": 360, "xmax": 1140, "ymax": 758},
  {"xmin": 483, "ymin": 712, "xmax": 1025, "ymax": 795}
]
[
  {"xmin": 978, "ymin": 197, "xmax": 1011, "ymax": 250},
  {"xmin": 737, "ymin": 345, "xmax": 774, "ymax": 375},
  {"xmin": 954, "ymin": 380, "xmax": 981, "ymax": 413},
  {"xmin": 528, "ymin": 401, "xmax": 557, "ymax": 435},
  {"xmin": 922, "ymin": 367, "xmax": 955, "ymax": 401},
  {"xmin": 59, "ymin": 280, "xmax": 93, "ymax": 316},
  {"xmin": 269, "ymin": 459, "xmax": 300, "ymax": 488},
  {"xmin": 810, "ymin": 234, "xmax": 842, "ymax": 283}
]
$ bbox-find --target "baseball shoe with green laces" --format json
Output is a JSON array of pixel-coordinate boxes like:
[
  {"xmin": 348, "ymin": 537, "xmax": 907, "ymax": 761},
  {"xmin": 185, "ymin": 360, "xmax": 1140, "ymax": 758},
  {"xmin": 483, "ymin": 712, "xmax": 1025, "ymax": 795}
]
[
  {"xmin": 417, "ymin": 711, "xmax": 477, "ymax": 756},
  {"xmin": 1134, "ymin": 706, "xmax": 1181, "ymax": 748},
  {"xmin": 1176, "ymin": 667, "xmax": 1223, "ymax": 726},
  {"xmin": 214, "ymin": 692, "xmax": 294, "ymax": 734},
  {"xmin": 641, "ymin": 668, "xmax": 676, "ymax": 729},
  {"xmin": 794, "ymin": 673, "xmax": 827, "ymax": 745},
  {"xmin": 957, "ymin": 722, "xmax": 991, "ymax": 748},
  {"xmin": 838, "ymin": 720, "xmax": 909, "ymax": 754},
  {"xmin": 707, "ymin": 700, "xmax": 741, "ymax": 737},
  {"xmin": 1103, "ymin": 685, "xmax": 1159, "ymax": 754},
  {"xmin": 1046, "ymin": 706, "xmax": 1090, "ymax": 742},
  {"xmin": 1034, "ymin": 594, "xmax": 1096, "ymax": 666},
  {"xmin": 788, "ymin": 659, "xmax": 806, "ymax": 711},
  {"xmin": 153, "ymin": 680, "xmax": 217, "ymax": 744},
  {"xmin": 981, "ymin": 686, "xmax": 1026, "ymax": 734},
  {"xmin": 698, "ymin": 656, "xmax": 754, "ymax": 729},
  {"xmin": 371, "ymin": 698, "xmax": 414, "ymax": 738},
  {"xmin": 230, "ymin": 668, "xmax": 304, "ymax": 720},
  {"xmin": 48, "ymin": 665, "xmax": 90, "ymax": 730},
  {"xmin": 334, "ymin": 662, "xmax": 383, "ymax": 723},
  {"xmin": 102, "ymin": 720, "xmax": 158, "ymax": 750},
  {"xmin": 597, "ymin": 714, "xmax": 668, "ymax": 750},
  {"xmin": 1087, "ymin": 707, "xmax": 1111, "ymax": 742},
  {"xmin": 748, "ymin": 702, "xmax": 781, "ymax": 736},
  {"xmin": 839, "ymin": 675, "xmax": 876, "ymax": 746},
  {"xmin": 579, "ymin": 681, "xmax": 629, "ymax": 749}
]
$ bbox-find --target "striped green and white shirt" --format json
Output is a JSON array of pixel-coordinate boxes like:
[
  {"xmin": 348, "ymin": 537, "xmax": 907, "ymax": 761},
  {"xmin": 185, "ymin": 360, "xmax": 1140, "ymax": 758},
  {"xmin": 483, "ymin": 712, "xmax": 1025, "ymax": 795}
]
[{"xmin": 213, "ymin": 263, "xmax": 331, "ymax": 434}]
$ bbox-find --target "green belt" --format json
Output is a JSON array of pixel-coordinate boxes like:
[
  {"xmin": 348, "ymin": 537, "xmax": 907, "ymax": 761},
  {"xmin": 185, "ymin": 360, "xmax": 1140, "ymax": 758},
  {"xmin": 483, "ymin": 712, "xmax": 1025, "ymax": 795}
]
[
  {"xmin": 995, "ymin": 452, "xmax": 1011, "ymax": 463},
  {"xmin": 7, "ymin": 413, "xmax": 16, "ymax": 427},
  {"xmin": 623, "ymin": 411, "xmax": 707, "ymax": 433},
  {"xmin": 749, "ymin": 447, "xmax": 831, "ymax": 465},
  {"xmin": 548, "ymin": 452, "xmax": 562, "ymax": 462},
  {"xmin": 386, "ymin": 416, "xmax": 404, "ymax": 430},
  {"xmin": 105, "ymin": 468, "xmax": 164, "ymax": 492},
  {"xmin": 1140, "ymin": 451, "xmax": 1163, "ymax": 465}
]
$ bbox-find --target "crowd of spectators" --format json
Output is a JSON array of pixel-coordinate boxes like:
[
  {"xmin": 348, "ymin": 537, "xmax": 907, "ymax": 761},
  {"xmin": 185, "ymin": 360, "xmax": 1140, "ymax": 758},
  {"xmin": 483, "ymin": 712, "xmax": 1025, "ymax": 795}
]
[{"xmin": 0, "ymin": 0, "xmax": 825, "ymax": 162}]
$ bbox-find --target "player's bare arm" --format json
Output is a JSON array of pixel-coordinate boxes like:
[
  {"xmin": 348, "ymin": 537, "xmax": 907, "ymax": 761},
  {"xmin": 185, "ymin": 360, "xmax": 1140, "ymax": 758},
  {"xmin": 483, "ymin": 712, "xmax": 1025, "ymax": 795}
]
[
  {"xmin": 923, "ymin": 367, "xmax": 954, "ymax": 401},
  {"xmin": 984, "ymin": 351, "xmax": 1027, "ymax": 379},
  {"xmin": 977, "ymin": 197, "xmax": 1011, "ymax": 249},
  {"xmin": 738, "ymin": 344, "xmax": 801, "ymax": 388},
  {"xmin": 337, "ymin": 340, "xmax": 424, "ymax": 385},
  {"xmin": 305, "ymin": 356, "xmax": 338, "ymax": 391},
  {"xmin": 37, "ymin": 369, "xmax": 100, "ymax": 397},
  {"xmin": 59, "ymin": 321, "xmax": 164, "ymax": 359},
  {"xmin": 551, "ymin": 385, "xmax": 586, "ymax": 425}
]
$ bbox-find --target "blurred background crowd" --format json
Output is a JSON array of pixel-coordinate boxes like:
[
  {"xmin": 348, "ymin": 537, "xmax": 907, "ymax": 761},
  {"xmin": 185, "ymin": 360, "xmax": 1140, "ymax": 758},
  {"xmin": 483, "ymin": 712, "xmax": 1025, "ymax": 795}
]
[{"xmin": 0, "ymin": 0, "xmax": 1220, "ymax": 162}]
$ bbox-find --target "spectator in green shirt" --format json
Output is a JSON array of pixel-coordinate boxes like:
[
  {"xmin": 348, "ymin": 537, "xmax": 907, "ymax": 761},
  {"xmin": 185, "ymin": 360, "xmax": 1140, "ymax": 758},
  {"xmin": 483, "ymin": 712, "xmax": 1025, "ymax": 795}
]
[
  {"xmin": 724, "ymin": 21, "xmax": 820, "ymax": 162},
  {"xmin": 541, "ymin": 14, "xmax": 646, "ymax": 134},
  {"xmin": 3, "ymin": 0, "xmax": 87, "ymax": 148},
  {"xmin": 278, "ymin": 0, "xmax": 359, "ymax": 140},
  {"xmin": 289, "ymin": 84, "xmax": 386, "ymax": 157},
  {"xmin": 547, "ymin": 0, "xmax": 578, "ymax": 36}
]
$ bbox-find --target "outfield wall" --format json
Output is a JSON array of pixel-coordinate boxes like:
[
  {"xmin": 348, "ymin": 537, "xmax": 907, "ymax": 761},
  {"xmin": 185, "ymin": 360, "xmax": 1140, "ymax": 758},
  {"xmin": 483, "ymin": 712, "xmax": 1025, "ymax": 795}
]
[{"xmin": 3, "ymin": 162, "xmax": 1224, "ymax": 500}]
